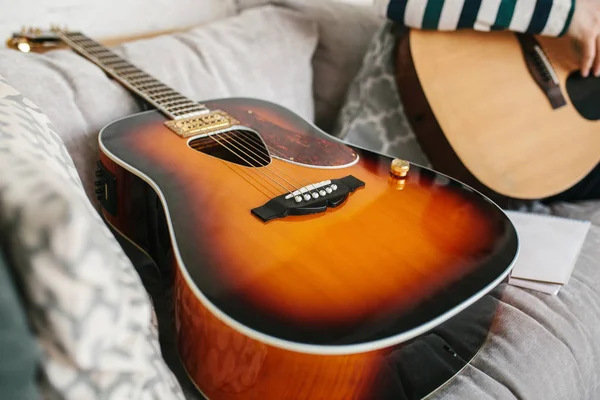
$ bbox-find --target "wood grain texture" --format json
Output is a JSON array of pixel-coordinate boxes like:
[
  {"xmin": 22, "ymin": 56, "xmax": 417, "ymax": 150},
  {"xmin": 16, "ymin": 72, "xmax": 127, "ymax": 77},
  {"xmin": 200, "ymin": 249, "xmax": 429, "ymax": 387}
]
[
  {"xmin": 173, "ymin": 257, "xmax": 504, "ymax": 400},
  {"xmin": 98, "ymin": 98, "xmax": 516, "ymax": 399},
  {"xmin": 394, "ymin": 32, "xmax": 506, "ymax": 206},
  {"xmin": 175, "ymin": 262, "xmax": 381, "ymax": 400},
  {"xmin": 396, "ymin": 29, "xmax": 600, "ymax": 200}
]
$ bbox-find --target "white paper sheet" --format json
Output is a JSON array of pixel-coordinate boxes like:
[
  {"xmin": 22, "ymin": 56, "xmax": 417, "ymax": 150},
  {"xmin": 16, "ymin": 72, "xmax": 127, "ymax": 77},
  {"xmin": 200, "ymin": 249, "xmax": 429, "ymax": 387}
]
[{"xmin": 505, "ymin": 211, "xmax": 591, "ymax": 293}]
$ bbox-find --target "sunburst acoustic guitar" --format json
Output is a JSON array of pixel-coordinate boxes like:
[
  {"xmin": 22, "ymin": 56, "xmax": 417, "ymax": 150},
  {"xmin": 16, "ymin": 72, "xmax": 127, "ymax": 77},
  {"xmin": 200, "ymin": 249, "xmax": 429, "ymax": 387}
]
[
  {"xmin": 395, "ymin": 28, "xmax": 600, "ymax": 202},
  {"xmin": 8, "ymin": 28, "xmax": 518, "ymax": 400}
]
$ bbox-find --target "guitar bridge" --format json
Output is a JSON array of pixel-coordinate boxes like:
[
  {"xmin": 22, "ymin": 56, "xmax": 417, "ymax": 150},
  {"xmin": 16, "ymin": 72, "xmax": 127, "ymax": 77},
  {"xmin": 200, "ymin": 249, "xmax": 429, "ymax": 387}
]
[
  {"xmin": 251, "ymin": 175, "xmax": 365, "ymax": 222},
  {"xmin": 164, "ymin": 110, "xmax": 239, "ymax": 138}
]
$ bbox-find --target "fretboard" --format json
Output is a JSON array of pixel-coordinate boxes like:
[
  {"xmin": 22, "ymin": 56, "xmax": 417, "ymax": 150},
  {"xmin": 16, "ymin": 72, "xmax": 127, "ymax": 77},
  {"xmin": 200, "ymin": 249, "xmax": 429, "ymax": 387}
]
[{"xmin": 59, "ymin": 32, "xmax": 208, "ymax": 120}]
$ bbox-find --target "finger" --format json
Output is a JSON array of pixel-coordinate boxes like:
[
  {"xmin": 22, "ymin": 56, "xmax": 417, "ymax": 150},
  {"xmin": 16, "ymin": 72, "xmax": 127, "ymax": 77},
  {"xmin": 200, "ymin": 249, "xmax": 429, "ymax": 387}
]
[
  {"xmin": 594, "ymin": 35, "xmax": 600, "ymax": 77},
  {"xmin": 581, "ymin": 38, "xmax": 595, "ymax": 78}
]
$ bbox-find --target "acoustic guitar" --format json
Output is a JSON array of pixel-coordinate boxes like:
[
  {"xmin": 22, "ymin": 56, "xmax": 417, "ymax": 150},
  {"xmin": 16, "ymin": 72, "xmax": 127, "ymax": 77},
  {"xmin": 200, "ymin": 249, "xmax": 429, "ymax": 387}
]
[
  {"xmin": 9, "ymin": 28, "xmax": 518, "ymax": 400},
  {"xmin": 395, "ymin": 28, "xmax": 600, "ymax": 201}
]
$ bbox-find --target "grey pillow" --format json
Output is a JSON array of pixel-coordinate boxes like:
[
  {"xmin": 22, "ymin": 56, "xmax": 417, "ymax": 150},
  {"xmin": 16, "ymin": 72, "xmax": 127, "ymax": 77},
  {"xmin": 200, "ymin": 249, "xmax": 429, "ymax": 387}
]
[
  {"xmin": 238, "ymin": 0, "xmax": 385, "ymax": 132},
  {"xmin": 0, "ymin": 6, "xmax": 318, "ymax": 206},
  {"xmin": 332, "ymin": 21, "xmax": 430, "ymax": 167}
]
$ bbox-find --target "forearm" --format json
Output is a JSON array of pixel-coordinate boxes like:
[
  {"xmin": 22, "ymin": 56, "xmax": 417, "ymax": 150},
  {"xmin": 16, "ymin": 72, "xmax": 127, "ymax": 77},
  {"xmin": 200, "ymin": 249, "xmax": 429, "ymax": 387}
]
[{"xmin": 373, "ymin": 0, "xmax": 575, "ymax": 36}]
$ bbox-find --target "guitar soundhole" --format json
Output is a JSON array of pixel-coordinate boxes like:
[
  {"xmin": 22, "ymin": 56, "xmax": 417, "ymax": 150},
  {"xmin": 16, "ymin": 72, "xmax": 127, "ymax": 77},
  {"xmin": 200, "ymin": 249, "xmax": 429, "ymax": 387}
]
[{"xmin": 188, "ymin": 129, "xmax": 271, "ymax": 167}]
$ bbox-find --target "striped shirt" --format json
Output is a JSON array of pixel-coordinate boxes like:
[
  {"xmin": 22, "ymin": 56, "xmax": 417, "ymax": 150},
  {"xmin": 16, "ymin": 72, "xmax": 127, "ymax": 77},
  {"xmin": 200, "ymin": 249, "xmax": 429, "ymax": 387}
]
[{"xmin": 373, "ymin": 0, "xmax": 575, "ymax": 36}]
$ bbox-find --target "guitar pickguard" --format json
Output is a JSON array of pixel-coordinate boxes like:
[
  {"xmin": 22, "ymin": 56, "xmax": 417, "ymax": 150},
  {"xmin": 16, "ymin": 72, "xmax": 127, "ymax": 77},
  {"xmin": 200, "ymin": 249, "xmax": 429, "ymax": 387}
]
[{"xmin": 204, "ymin": 98, "xmax": 359, "ymax": 169}]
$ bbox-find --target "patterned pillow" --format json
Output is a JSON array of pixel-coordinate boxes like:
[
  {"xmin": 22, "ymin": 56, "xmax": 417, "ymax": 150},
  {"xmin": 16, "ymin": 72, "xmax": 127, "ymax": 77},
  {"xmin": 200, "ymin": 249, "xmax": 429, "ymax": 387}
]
[
  {"xmin": 332, "ymin": 21, "xmax": 431, "ymax": 167},
  {"xmin": 0, "ymin": 76, "xmax": 184, "ymax": 399}
]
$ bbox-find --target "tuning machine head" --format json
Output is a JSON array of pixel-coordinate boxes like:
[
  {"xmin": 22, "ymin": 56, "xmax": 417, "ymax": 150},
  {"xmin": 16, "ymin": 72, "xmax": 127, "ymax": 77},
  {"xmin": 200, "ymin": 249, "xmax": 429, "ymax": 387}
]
[{"xmin": 6, "ymin": 25, "xmax": 65, "ymax": 53}]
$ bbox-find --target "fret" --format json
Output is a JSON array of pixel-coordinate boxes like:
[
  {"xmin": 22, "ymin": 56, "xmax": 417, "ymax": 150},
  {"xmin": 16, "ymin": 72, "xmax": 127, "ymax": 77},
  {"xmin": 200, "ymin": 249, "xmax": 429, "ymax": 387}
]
[
  {"xmin": 100, "ymin": 55, "xmax": 124, "ymax": 62},
  {"xmin": 115, "ymin": 66, "xmax": 140, "ymax": 74},
  {"xmin": 158, "ymin": 98, "xmax": 191, "ymax": 107},
  {"xmin": 135, "ymin": 81, "xmax": 163, "ymax": 89},
  {"xmin": 58, "ymin": 31, "xmax": 209, "ymax": 119},
  {"xmin": 130, "ymin": 77, "xmax": 156, "ymax": 84},
  {"xmin": 147, "ymin": 87, "xmax": 177, "ymax": 96},
  {"xmin": 149, "ymin": 88, "xmax": 178, "ymax": 95},
  {"xmin": 161, "ymin": 99, "xmax": 191, "ymax": 107},
  {"xmin": 88, "ymin": 48, "xmax": 111, "ymax": 55},
  {"xmin": 105, "ymin": 61, "xmax": 132, "ymax": 68},
  {"xmin": 169, "ymin": 105, "xmax": 204, "ymax": 115},
  {"xmin": 125, "ymin": 72, "xmax": 148, "ymax": 79},
  {"xmin": 152, "ymin": 91, "xmax": 180, "ymax": 102},
  {"xmin": 158, "ymin": 102, "xmax": 195, "ymax": 111},
  {"xmin": 156, "ymin": 96, "xmax": 191, "ymax": 105},
  {"xmin": 133, "ymin": 82, "xmax": 162, "ymax": 91},
  {"xmin": 169, "ymin": 103, "xmax": 198, "ymax": 110},
  {"xmin": 150, "ymin": 90, "xmax": 178, "ymax": 102}
]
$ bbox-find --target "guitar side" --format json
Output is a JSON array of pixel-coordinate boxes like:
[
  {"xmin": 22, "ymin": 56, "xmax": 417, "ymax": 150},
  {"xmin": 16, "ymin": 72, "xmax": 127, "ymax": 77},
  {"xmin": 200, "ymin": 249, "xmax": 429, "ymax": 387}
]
[
  {"xmin": 396, "ymin": 29, "xmax": 600, "ymax": 201},
  {"xmin": 96, "ymin": 97, "xmax": 517, "ymax": 399}
]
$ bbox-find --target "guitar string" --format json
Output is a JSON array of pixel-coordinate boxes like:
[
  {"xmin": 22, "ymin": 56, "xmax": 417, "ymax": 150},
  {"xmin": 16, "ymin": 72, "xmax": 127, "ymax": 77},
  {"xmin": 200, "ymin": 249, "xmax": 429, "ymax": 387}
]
[
  {"xmin": 223, "ymin": 159, "xmax": 279, "ymax": 199},
  {"xmin": 220, "ymin": 130, "xmax": 323, "ymax": 198},
  {"xmin": 225, "ymin": 130, "xmax": 312, "ymax": 186},
  {"xmin": 63, "ymin": 34, "xmax": 298, "ymax": 197},
  {"xmin": 234, "ymin": 130, "xmax": 333, "ymax": 199},
  {"xmin": 200, "ymin": 130, "xmax": 280, "ymax": 199},
  {"xmin": 208, "ymin": 132, "xmax": 306, "ymax": 194},
  {"xmin": 206, "ymin": 133, "xmax": 299, "ymax": 196}
]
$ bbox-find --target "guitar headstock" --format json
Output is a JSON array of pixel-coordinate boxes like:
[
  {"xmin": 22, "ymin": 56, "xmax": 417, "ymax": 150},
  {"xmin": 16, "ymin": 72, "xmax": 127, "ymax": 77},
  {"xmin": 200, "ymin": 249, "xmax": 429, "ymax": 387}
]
[{"xmin": 6, "ymin": 25, "xmax": 67, "ymax": 53}]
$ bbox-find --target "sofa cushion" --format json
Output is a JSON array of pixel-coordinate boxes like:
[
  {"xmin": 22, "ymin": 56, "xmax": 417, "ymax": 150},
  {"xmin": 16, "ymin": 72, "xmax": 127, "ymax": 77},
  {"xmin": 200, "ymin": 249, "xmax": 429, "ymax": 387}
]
[
  {"xmin": 332, "ymin": 21, "xmax": 430, "ymax": 166},
  {"xmin": 238, "ymin": 0, "xmax": 385, "ymax": 132},
  {"xmin": 0, "ymin": 5, "xmax": 318, "ymax": 206},
  {"xmin": 0, "ymin": 76, "xmax": 185, "ymax": 399},
  {"xmin": 0, "ymin": 247, "xmax": 42, "ymax": 400},
  {"xmin": 433, "ymin": 213, "xmax": 600, "ymax": 399}
]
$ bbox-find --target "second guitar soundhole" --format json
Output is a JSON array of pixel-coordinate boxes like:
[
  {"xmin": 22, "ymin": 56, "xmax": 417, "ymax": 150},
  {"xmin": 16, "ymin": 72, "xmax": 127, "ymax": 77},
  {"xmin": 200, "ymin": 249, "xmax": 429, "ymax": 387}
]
[
  {"xmin": 566, "ymin": 72, "xmax": 600, "ymax": 121},
  {"xmin": 188, "ymin": 129, "xmax": 271, "ymax": 167}
]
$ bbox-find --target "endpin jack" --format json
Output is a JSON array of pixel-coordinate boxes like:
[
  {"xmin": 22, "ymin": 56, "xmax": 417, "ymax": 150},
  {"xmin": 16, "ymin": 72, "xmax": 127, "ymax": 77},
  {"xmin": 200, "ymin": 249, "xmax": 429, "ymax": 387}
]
[{"xmin": 389, "ymin": 158, "xmax": 410, "ymax": 191}]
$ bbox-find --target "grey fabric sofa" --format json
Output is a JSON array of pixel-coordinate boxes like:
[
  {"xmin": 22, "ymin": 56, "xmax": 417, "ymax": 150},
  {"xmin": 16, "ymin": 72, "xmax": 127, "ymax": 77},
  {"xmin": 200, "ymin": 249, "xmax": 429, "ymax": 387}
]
[{"xmin": 0, "ymin": 0, "xmax": 598, "ymax": 399}]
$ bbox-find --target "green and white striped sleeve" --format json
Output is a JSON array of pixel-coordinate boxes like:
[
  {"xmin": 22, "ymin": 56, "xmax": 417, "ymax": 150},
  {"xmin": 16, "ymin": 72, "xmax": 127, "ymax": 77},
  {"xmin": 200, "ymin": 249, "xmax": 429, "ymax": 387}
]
[{"xmin": 373, "ymin": 0, "xmax": 575, "ymax": 36}]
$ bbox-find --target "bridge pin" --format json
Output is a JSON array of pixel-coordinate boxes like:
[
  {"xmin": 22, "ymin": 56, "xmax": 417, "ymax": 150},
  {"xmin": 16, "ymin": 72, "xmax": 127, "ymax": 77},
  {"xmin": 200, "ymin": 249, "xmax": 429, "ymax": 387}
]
[
  {"xmin": 331, "ymin": 184, "xmax": 338, "ymax": 191},
  {"xmin": 311, "ymin": 192, "xmax": 319, "ymax": 199},
  {"xmin": 303, "ymin": 193, "xmax": 311, "ymax": 201},
  {"xmin": 294, "ymin": 195, "xmax": 303, "ymax": 203},
  {"xmin": 319, "ymin": 190, "xmax": 326, "ymax": 196},
  {"xmin": 325, "ymin": 187, "xmax": 333, "ymax": 194}
]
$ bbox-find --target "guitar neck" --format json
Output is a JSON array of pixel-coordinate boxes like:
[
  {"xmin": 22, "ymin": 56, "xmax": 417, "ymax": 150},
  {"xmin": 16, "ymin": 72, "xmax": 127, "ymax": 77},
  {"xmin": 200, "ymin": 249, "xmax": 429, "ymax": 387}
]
[{"xmin": 59, "ymin": 32, "xmax": 208, "ymax": 120}]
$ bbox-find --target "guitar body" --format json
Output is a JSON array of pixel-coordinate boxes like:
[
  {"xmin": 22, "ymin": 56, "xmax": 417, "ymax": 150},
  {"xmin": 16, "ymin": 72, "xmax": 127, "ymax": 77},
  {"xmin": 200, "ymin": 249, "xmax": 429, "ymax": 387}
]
[
  {"xmin": 97, "ymin": 97, "xmax": 517, "ymax": 399},
  {"xmin": 396, "ymin": 29, "xmax": 600, "ymax": 201}
]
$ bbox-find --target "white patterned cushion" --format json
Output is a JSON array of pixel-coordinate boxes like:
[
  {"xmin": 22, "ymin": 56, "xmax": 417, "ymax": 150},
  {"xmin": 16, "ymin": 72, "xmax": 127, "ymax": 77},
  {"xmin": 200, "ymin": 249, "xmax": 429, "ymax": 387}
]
[{"xmin": 0, "ymin": 76, "xmax": 184, "ymax": 399}]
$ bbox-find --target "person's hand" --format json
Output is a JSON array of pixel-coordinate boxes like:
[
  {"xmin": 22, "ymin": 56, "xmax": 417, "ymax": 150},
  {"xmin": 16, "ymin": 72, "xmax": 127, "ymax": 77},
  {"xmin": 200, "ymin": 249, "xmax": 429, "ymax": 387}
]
[{"xmin": 566, "ymin": 0, "xmax": 600, "ymax": 77}]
